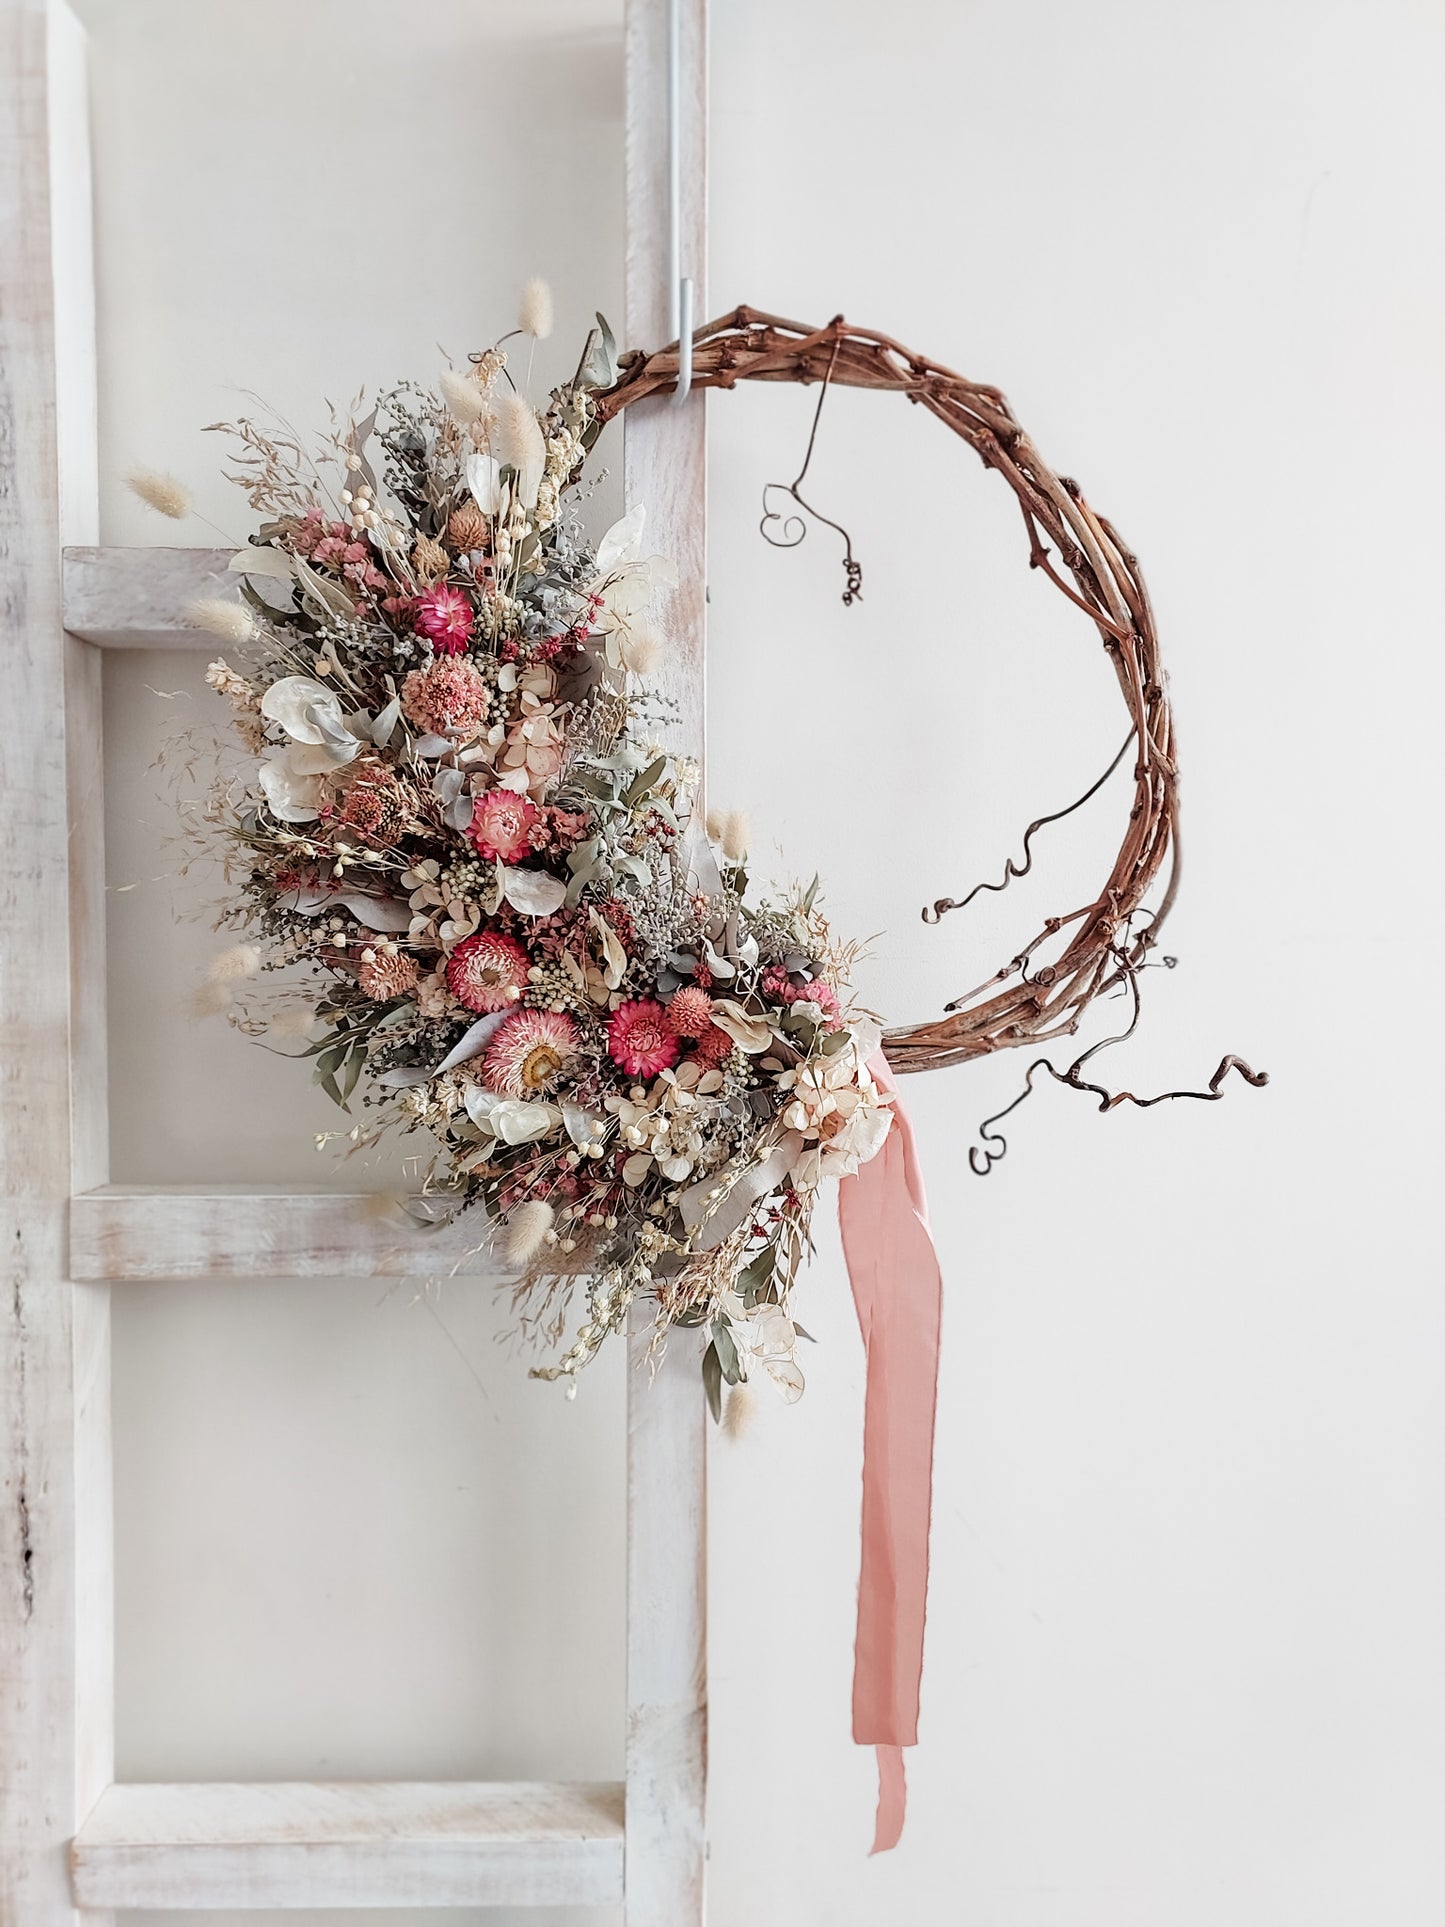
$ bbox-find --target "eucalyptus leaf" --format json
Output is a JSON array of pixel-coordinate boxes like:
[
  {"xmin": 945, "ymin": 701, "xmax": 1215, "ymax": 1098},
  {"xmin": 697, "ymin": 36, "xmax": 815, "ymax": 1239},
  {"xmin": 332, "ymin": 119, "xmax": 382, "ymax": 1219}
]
[{"xmin": 702, "ymin": 1344, "xmax": 723, "ymax": 1425}]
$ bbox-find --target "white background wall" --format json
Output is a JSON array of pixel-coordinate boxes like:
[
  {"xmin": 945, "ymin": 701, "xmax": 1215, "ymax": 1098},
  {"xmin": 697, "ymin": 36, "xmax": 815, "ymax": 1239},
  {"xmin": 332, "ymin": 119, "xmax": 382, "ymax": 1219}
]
[{"xmin": 78, "ymin": 2, "xmax": 1443, "ymax": 1924}]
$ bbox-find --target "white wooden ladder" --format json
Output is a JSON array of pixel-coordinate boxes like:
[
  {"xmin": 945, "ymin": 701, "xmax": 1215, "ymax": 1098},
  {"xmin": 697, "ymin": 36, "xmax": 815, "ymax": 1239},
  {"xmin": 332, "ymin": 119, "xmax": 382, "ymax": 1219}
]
[{"xmin": 0, "ymin": 0, "xmax": 710, "ymax": 1917}]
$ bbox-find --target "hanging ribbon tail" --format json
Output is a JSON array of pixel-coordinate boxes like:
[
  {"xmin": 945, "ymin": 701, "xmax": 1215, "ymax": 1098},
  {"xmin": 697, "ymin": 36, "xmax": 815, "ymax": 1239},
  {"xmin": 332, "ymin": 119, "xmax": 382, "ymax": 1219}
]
[{"xmin": 838, "ymin": 1052, "xmax": 942, "ymax": 1854}]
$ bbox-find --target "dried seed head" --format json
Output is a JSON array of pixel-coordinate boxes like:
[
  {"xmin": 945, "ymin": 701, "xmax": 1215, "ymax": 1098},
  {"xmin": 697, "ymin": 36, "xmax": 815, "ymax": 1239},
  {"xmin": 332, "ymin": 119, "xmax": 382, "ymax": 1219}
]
[
  {"xmin": 186, "ymin": 596, "xmax": 254, "ymax": 643},
  {"xmin": 126, "ymin": 467, "xmax": 191, "ymax": 519},
  {"xmin": 439, "ymin": 367, "xmax": 490, "ymax": 427},
  {"xmin": 505, "ymin": 1199, "xmax": 555, "ymax": 1265},
  {"xmin": 518, "ymin": 276, "xmax": 554, "ymax": 340},
  {"xmin": 207, "ymin": 944, "xmax": 260, "ymax": 983}
]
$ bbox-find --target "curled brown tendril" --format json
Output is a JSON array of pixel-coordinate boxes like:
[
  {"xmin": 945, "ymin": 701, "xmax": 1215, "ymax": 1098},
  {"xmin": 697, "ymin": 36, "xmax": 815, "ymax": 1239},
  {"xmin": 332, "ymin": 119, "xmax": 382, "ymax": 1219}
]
[
  {"xmin": 595, "ymin": 309, "xmax": 1261, "ymax": 1113},
  {"xmin": 755, "ymin": 327, "xmax": 862, "ymax": 605},
  {"xmin": 923, "ymin": 731, "xmax": 1136, "ymax": 926},
  {"xmin": 967, "ymin": 949, "xmax": 1269, "ymax": 1174}
]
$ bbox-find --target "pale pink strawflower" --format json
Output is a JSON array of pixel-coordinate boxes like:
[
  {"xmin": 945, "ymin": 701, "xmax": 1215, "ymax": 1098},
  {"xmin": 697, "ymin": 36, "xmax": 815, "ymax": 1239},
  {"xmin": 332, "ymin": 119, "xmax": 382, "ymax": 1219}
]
[
  {"xmin": 445, "ymin": 929, "xmax": 529, "ymax": 1013},
  {"xmin": 469, "ymin": 788, "xmax": 540, "ymax": 863},
  {"xmin": 607, "ymin": 999, "xmax": 680, "ymax": 1079},
  {"xmin": 412, "ymin": 583, "xmax": 474, "ymax": 654},
  {"xmin": 484, "ymin": 1008, "xmax": 579, "ymax": 1097}
]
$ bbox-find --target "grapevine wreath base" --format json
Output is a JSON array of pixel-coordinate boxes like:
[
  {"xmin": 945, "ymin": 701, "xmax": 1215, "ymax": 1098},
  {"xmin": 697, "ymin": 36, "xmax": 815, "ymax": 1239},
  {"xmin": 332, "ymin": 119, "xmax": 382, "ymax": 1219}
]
[{"xmin": 170, "ymin": 295, "xmax": 1263, "ymax": 1851}]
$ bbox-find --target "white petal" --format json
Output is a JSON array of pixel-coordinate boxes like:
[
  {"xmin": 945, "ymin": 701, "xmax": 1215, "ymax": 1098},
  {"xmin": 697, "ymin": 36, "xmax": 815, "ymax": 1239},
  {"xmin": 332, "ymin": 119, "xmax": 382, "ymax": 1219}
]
[
  {"xmin": 500, "ymin": 866, "xmax": 568, "ymax": 917},
  {"xmin": 261, "ymin": 676, "xmax": 344, "ymax": 745},
  {"xmin": 593, "ymin": 502, "xmax": 645, "ymax": 577},
  {"xmin": 466, "ymin": 451, "xmax": 503, "ymax": 517},
  {"xmin": 435, "ymin": 1011, "xmax": 510, "ymax": 1073}
]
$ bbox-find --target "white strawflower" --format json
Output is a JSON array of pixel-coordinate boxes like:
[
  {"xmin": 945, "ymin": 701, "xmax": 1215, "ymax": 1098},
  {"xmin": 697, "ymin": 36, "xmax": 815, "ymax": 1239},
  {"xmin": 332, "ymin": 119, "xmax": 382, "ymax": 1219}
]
[
  {"xmin": 518, "ymin": 277, "xmax": 554, "ymax": 340},
  {"xmin": 505, "ymin": 1199, "xmax": 555, "ymax": 1265},
  {"xmin": 125, "ymin": 467, "xmax": 191, "ymax": 519},
  {"xmin": 186, "ymin": 597, "xmax": 254, "ymax": 643}
]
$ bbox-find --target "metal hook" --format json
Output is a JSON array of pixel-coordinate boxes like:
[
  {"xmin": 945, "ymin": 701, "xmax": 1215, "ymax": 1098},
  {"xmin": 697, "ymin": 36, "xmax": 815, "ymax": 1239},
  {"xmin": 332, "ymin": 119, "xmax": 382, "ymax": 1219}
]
[{"xmin": 667, "ymin": 0, "xmax": 693, "ymax": 404}]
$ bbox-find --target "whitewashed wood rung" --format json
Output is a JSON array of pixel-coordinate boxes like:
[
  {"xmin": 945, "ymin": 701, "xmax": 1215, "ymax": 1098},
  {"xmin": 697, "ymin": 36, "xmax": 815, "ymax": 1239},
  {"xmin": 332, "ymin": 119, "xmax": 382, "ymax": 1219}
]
[
  {"xmin": 69, "ymin": 1780, "xmax": 624, "ymax": 1911},
  {"xmin": 69, "ymin": 1185, "xmax": 506, "ymax": 1283},
  {"xmin": 64, "ymin": 544, "xmax": 235, "ymax": 647}
]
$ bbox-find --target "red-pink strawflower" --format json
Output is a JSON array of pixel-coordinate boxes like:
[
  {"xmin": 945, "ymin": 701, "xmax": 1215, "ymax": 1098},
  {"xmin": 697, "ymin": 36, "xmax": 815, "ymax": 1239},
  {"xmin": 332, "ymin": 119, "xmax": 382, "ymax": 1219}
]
[
  {"xmin": 445, "ymin": 929, "xmax": 529, "ymax": 1013},
  {"xmin": 665, "ymin": 984, "xmax": 714, "ymax": 1038},
  {"xmin": 412, "ymin": 582, "xmax": 474, "ymax": 654},
  {"xmin": 469, "ymin": 788, "xmax": 540, "ymax": 864},
  {"xmin": 484, "ymin": 1008, "xmax": 579, "ymax": 1097},
  {"xmin": 607, "ymin": 999, "xmax": 680, "ymax": 1079}
]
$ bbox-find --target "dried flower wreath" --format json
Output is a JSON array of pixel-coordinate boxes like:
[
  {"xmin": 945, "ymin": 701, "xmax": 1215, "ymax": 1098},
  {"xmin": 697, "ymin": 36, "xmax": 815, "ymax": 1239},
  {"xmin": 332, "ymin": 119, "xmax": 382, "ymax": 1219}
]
[
  {"xmin": 168, "ymin": 298, "xmax": 1266, "ymax": 1407},
  {"xmin": 158, "ymin": 292, "xmax": 1264, "ymax": 1850}
]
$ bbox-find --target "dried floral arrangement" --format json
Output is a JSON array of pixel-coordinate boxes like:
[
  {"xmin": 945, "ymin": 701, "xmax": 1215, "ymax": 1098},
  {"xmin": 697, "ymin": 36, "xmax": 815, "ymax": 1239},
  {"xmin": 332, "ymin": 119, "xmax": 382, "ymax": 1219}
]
[
  {"xmin": 169, "ymin": 295, "xmax": 893, "ymax": 1414},
  {"xmin": 151, "ymin": 295, "xmax": 1266, "ymax": 1418}
]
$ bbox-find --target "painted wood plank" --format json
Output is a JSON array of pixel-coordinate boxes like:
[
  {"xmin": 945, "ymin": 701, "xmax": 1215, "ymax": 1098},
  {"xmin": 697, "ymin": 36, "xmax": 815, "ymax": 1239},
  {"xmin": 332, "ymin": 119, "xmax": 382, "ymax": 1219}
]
[
  {"xmin": 621, "ymin": 4, "xmax": 709, "ymax": 1924},
  {"xmin": 69, "ymin": 1187, "xmax": 510, "ymax": 1284},
  {"xmin": 1, "ymin": 4, "xmax": 111, "ymax": 1922},
  {"xmin": 62, "ymin": 544, "xmax": 232, "ymax": 646},
  {"xmin": 70, "ymin": 1780, "xmax": 625, "ymax": 1911}
]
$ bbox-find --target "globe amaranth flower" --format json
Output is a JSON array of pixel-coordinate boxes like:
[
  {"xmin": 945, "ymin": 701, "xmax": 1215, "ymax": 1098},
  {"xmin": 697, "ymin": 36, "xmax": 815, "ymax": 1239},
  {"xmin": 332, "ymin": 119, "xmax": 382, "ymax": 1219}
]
[
  {"xmin": 483, "ymin": 1008, "xmax": 579, "ymax": 1097},
  {"xmin": 607, "ymin": 998, "xmax": 681, "ymax": 1079},
  {"xmin": 445, "ymin": 928, "xmax": 529, "ymax": 1013},
  {"xmin": 665, "ymin": 985, "xmax": 714, "ymax": 1038},
  {"xmin": 469, "ymin": 787, "xmax": 540, "ymax": 864},
  {"xmin": 691, "ymin": 1022, "xmax": 735, "ymax": 1067},
  {"xmin": 401, "ymin": 656, "xmax": 492, "ymax": 736},
  {"xmin": 412, "ymin": 582, "xmax": 474, "ymax": 654}
]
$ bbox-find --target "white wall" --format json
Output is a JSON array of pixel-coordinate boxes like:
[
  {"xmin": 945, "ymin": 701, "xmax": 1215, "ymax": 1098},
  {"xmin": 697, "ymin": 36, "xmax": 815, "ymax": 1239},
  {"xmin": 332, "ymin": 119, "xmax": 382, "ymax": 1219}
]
[
  {"xmin": 703, "ymin": 3, "xmax": 1444, "ymax": 1924},
  {"xmin": 82, "ymin": 2, "xmax": 1443, "ymax": 1924}
]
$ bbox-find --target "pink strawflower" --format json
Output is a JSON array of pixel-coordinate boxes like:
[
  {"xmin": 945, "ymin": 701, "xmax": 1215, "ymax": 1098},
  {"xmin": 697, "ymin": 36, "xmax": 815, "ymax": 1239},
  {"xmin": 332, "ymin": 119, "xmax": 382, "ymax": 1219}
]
[
  {"xmin": 607, "ymin": 999, "xmax": 680, "ymax": 1079},
  {"xmin": 691, "ymin": 1023, "xmax": 734, "ymax": 1067},
  {"xmin": 665, "ymin": 985, "xmax": 714, "ymax": 1038},
  {"xmin": 401, "ymin": 656, "xmax": 491, "ymax": 735},
  {"xmin": 413, "ymin": 582, "xmax": 474, "ymax": 653},
  {"xmin": 469, "ymin": 788, "xmax": 540, "ymax": 864},
  {"xmin": 445, "ymin": 929, "xmax": 529, "ymax": 1013},
  {"xmin": 484, "ymin": 1008, "xmax": 579, "ymax": 1097}
]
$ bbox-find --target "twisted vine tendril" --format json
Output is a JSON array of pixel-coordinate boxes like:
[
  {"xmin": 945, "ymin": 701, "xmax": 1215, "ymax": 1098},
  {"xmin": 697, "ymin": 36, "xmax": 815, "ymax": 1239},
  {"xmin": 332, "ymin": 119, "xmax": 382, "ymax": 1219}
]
[{"xmin": 757, "ymin": 325, "xmax": 862, "ymax": 606}]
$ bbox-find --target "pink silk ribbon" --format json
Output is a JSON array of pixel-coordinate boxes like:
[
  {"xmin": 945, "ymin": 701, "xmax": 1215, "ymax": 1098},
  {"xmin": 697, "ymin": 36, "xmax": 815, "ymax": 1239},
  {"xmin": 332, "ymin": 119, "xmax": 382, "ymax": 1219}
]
[{"xmin": 837, "ymin": 1052, "xmax": 943, "ymax": 1852}]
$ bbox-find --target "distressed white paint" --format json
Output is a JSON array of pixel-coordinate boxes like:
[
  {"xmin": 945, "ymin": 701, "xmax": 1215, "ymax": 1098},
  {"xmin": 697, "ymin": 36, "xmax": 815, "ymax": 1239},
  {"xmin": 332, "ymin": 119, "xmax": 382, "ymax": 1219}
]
[
  {"xmin": 0, "ymin": 6, "xmax": 111, "ymax": 1925},
  {"xmin": 27, "ymin": 0, "xmax": 709, "ymax": 1919},
  {"xmin": 63, "ymin": 546, "xmax": 234, "ymax": 647},
  {"xmin": 71, "ymin": 1781, "xmax": 625, "ymax": 1910},
  {"xmin": 620, "ymin": 3, "xmax": 709, "ymax": 1924},
  {"xmin": 70, "ymin": 1187, "xmax": 508, "ymax": 1284}
]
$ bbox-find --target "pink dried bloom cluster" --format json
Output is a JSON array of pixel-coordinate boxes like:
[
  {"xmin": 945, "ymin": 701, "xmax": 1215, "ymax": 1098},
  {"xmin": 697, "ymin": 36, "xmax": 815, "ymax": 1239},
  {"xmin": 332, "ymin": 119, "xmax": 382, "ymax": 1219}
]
[
  {"xmin": 401, "ymin": 656, "xmax": 492, "ymax": 735},
  {"xmin": 291, "ymin": 506, "xmax": 387, "ymax": 593}
]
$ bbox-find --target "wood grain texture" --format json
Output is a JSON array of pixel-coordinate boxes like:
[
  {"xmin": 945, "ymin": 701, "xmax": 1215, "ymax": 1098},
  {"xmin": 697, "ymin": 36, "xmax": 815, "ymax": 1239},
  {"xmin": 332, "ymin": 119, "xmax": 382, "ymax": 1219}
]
[
  {"xmin": 69, "ymin": 1187, "xmax": 510, "ymax": 1284},
  {"xmin": 62, "ymin": 544, "xmax": 232, "ymax": 646},
  {"xmin": 0, "ymin": 4, "xmax": 111, "ymax": 1921},
  {"xmin": 70, "ymin": 1780, "xmax": 625, "ymax": 1910},
  {"xmin": 621, "ymin": 4, "xmax": 709, "ymax": 1923}
]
